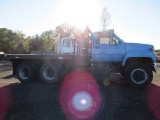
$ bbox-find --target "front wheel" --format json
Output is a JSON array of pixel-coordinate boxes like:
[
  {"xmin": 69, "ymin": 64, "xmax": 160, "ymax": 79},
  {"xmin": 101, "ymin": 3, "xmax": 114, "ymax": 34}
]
[{"xmin": 124, "ymin": 62, "xmax": 153, "ymax": 88}]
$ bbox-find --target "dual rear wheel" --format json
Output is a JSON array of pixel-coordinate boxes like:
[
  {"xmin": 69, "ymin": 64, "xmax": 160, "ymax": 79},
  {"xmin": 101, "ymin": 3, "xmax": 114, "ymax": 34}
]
[
  {"xmin": 16, "ymin": 62, "xmax": 59, "ymax": 84},
  {"xmin": 39, "ymin": 63, "xmax": 59, "ymax": 84},
  {"xmin": 16, "ymin": 62, "xmax": 35, "ymax": 83}
]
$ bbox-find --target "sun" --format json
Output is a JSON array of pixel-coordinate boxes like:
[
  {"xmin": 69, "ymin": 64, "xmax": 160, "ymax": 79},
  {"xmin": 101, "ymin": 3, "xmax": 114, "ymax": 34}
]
[{"xmin": 56, "ymin": 0, "xmax": 102, "ymax": 31}]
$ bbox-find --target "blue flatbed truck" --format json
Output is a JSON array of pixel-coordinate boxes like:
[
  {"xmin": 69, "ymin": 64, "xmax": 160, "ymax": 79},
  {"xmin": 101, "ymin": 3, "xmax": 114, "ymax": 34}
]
[{"xmin": 5, "ymin": 30, "xmax": 157, "ymax": 88}]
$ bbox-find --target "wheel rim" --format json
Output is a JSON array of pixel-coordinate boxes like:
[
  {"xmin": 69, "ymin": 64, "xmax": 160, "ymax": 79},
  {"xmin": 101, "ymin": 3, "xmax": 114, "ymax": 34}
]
[
  {"xmin": 19, "ymin": 67, "xmax": 30, "ymax": 80},
  {"xmin": 43, "ymin": 67, "xmax": 55, "ymax": 81},
  {"xmin": 131, "ymin": 68, "xmax": 148, "ymax": 84}
]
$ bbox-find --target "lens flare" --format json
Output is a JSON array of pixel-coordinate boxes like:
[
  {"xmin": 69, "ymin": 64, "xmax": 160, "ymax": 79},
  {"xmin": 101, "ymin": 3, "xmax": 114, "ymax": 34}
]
[
  {"xmin": 59, "ymin": 70, "xmax": 101, "ymax": 120},
  {"xmin": 0, "ymin": 86, "xmax": 11, "ymax": 119},
  {"xmin": 72, "ymin": 92, "xmax": 93, "ymax": 111},
  {"xmin": 147, "ymin": 83, "xmax": 160, "ymax": 120},
  {"xmin": 81, "ymin": 99, "xmax": 87, "ymax": 105}
]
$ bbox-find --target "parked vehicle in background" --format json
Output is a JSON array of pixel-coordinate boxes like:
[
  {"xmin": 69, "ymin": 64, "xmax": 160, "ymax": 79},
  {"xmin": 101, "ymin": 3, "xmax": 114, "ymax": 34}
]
[
  {"xmin": 43, "ymin": 51, "xmax": 53, "ymax": 55},
  {"xmin": 31, "ymin": 51, "xmax": 41, "ymax": 55},
  {"xmin": 0, "ymin": 52, "xmax": 5, "ymax": 61},
  {"xmin": 5, "ymin": 29, "xmax": 157, "ymax": 88},
  {"xmin": 156, "ymin": 55, "xmax": 160, "ymax": 62}
]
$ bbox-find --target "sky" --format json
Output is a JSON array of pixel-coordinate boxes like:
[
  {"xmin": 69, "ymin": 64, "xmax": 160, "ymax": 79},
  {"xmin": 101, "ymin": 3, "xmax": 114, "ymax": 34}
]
[{"xmin": 0, "ymin": 0, "xmax": 160, "ymax": 49}]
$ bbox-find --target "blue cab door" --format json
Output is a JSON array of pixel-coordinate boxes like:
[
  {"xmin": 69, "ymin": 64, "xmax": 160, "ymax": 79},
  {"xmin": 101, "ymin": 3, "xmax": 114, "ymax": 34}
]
[{"xmin": 92, "ymin": 32, "xmax": 125, "ymax": 62}]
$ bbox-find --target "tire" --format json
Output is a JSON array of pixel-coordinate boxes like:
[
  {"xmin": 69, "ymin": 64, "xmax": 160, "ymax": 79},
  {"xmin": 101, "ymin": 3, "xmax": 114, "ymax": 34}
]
[
  {"xmin": 40, "ymin": 63, "xmax": 59, "ymax": 84},
  {"xmin": 124, "ymin": 62, "xmax": 153, "ymax": 88},
  {"xmin": 16, "ymin": 62, "xmax": 35, "ymax": 83}
]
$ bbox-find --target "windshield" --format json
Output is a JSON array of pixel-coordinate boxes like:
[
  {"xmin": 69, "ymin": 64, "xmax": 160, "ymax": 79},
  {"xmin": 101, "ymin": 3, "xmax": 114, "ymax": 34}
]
[{"xmin": 114, "ymin": 33, "xmax": 124, "ymax": 43}]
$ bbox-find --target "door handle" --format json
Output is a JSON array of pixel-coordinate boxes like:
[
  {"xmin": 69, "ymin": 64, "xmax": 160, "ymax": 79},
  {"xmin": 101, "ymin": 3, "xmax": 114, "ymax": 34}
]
[{"xmin": 95, "ymin": 46, "xmax": 100, "ymax": 49}]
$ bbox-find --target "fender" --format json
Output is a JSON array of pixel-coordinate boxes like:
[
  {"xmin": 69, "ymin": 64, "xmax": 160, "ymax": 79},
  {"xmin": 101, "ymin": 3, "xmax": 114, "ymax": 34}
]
[{"xmin": 122, "ymin": 50, "xmax": 156, "ymax": 66}]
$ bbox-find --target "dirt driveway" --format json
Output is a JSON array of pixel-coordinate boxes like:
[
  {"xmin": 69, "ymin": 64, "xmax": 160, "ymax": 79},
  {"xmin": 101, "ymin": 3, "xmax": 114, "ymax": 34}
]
[{"xmin": 0, "ymin": 61, "xmax": 160, "ymax": 120}]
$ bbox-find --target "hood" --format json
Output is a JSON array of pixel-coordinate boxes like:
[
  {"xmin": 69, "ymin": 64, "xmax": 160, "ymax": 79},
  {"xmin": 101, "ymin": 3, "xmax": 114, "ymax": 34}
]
[{"xmin": 124, "ymin": 42, "xmax": 154, "ymax": 51}]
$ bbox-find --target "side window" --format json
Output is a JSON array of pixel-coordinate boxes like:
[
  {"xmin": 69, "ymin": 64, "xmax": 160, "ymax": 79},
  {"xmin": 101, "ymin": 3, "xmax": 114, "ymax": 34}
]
[
  {"xmin": 66, "ymin": 39, "xmax": 71, "ymax": 47},
  {"xmin": 99, "ymin": 38, "xmax": 110, "ymax": 44},
  {"xmin": 97, "ymin": 32, "xmax": 111, "ymax": 44}
]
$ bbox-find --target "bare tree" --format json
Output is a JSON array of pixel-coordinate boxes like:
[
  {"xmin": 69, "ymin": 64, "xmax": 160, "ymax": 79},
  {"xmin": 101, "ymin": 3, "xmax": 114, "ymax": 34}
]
[{"xmin": 100, "ymin": 7, "xmax": 111, "ymax": 31}]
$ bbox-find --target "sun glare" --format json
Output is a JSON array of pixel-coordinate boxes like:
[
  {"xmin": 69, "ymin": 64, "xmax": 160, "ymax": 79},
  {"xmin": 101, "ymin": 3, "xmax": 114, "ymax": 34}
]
[{"xmin": 56, "ymin": 0, "xmax": 101, "ymax": 31}]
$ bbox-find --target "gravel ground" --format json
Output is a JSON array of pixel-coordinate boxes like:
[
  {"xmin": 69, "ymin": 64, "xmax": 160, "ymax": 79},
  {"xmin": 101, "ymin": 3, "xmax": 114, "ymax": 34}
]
[{"xmin": 0, "ymin": 61, "xmax": 160, "ymax": 120}]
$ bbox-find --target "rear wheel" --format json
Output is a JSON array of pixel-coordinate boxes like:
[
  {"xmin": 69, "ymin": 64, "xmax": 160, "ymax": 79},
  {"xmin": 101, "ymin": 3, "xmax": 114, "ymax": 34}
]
[
  {"xmin": 125, "ymin": 62, "xmax": 153, "ymax": 88},
  {"xmin": 16, "ymin": 62, "xmax": 35, "ymax": 83},
  {"xmin": 40, "ymin": 63, "xmax": 59, "ymax": 84}
]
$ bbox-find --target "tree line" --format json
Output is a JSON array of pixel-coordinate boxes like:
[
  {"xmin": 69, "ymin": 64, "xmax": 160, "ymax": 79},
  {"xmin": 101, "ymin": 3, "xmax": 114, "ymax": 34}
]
[{"xmin": 0, "ymin": 28, "xmax": 56, "ymax": 54}]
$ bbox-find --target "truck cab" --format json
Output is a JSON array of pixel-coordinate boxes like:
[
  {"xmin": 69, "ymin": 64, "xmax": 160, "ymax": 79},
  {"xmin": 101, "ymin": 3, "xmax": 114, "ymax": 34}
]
[
  {"xmin": 92, "ymin": 31, "xmax": 125, "ymax": 62},
  {"xmin": 91, "ymin": 30, "xmax": 156, "ymax": 64},
  {"xmin": 90, "ymin": 30, "xmax": 157, "ymax": 88}
]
